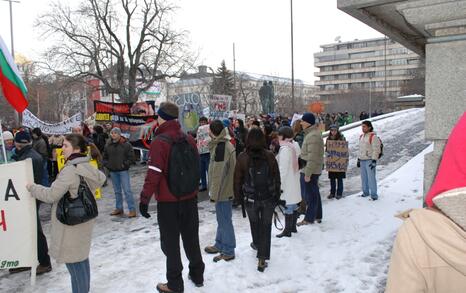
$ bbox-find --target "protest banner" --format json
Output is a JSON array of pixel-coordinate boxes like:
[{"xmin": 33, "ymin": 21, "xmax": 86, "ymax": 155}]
[
  {"xmin": 56, "ymin": 149, "xmax": 102, "ymax": 199},
  {"xmin": 0, "ymin": 159, "xmax": 38, "ymax": 285},
  {"xmin": 325, "ymin": 140, "xmax": 349, "ymax": 172},
  {"xmin": 209, "ymin": 94, "xmax": 232, "ymax": 120},
  {"xmin": 172, "ymin": 93, "xmax": 205, "ymax": 132},
  {"xmin": 196, "ymin": 124, "xmax": 211, "ymax": 155},
  {"xmin": 22, "ymin": 110, "xmax": 82, "ymax": 135},
  {"xmin": 94, "ymin": 100, "xmax": 156, "ymax": 116}
]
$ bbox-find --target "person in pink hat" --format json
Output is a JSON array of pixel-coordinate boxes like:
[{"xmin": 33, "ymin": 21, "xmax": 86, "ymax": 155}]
[{"xmin": 385, "ymin": 112, "xmax": 466, "ymax": 292}]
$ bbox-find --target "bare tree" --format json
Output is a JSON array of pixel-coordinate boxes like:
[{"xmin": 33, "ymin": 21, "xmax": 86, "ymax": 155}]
[
  {"xmin": 236, "ymin": 73, "xmax": 259, "ymax": 115},
  {"xmin": 37, "ymin": 0, "xmax": 194, "ymax": 103}
]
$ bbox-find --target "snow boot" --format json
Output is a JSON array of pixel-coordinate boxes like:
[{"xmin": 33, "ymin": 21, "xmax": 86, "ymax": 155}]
[
  {"xmin": 291, "ymin": 211, "xmax": 298, "ymax": 233},
  {"xmin": 257, "ymin": 258, "xmax": 268, "ymax": 272},
  {"xmin": 276, "ymin": 214, "xmax": 292, "ymax": 238}
]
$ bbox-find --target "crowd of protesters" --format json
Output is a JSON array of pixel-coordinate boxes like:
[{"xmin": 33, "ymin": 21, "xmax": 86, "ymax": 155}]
[{"xmin": 3, "ymin": 103, "xmax": 463, "ymax": 293}]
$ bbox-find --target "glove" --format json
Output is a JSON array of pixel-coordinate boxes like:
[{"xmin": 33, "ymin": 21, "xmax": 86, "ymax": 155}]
[
  {"xmin": 369, "ymin": 160, "xmax": 376, "ymax": 170},
  {"xmin": 277, "ymin": 199, "xmax": 287, "ymax": 208},
  {"xmin": 357, "ymin": 159, "xmax": 361, "ymax": 168},
  {"xmin": 139, "ymin": 202, "xmax": 151, "ymax": 218}
]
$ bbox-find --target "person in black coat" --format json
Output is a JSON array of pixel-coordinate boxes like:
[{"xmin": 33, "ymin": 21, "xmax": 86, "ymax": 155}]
[{"xmin": 10, "ymin": 130, "xmax": 52, "ymax": 275}]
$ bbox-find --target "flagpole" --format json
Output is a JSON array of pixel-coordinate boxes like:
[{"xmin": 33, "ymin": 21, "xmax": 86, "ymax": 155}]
[{"xmin": 0, "ymin": 120, "xmax": 9, "ymax": 164}]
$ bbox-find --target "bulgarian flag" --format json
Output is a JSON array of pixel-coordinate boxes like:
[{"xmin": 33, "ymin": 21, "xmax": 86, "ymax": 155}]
[{"xmin": 0, "ymin": 36, "xmax": 28, "ymax": 112}]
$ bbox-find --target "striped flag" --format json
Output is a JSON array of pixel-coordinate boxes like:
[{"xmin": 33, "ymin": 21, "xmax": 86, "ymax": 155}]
[{"xmin": 0, "ymin": 36, "xmax": 28, "ymax": 112}]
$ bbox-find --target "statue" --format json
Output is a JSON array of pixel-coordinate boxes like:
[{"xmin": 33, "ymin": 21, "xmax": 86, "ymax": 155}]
[
  {"xmin": 259, "ymin": 80, "xmax": 275, "ymax": 114},
  {"xmin": 259, "ymin": 81, "xmax": 268, "ymax": 114}
]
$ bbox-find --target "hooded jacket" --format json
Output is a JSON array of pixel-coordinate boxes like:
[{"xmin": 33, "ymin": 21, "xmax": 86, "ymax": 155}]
[
  {"xmin": 27, "ymin": 156, "xmax": 106, "ymax": 263},
  {"xmin": 103, "ymin": 136, "xmax": 135, "ymax": 172},
  {"xmin": 358, "ymin": 131, "xmax": 381, "ymax": 161},
  {"xmin": 386, "ymin": 112, "xmax": 466, "ymax": 292},
  {"xmin": 12, "ymin": 145, "xmax": 43, "ymax": 184},
  {"xmin": 277, "ymin": 140, "xmax": 302, "ymax": 205},
  {"xmin": 208, "ymin": 128, "xmax": 236, "ymax": 202}
]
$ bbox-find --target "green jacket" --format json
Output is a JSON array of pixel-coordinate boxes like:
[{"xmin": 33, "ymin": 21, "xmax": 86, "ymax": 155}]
[
  {"xmin": 300, "ymin": 125, "xmax": 324, "ymax": 176},
  {"xmin": 208, "ymin": 128, "xmax": 236, "ymax": 202}
]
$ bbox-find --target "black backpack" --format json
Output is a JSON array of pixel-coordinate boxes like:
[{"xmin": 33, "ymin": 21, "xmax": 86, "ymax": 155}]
[
  {"xmin": 158, "ymin": 134, "xmax": 200, "ymax": 198},
  {"xmin": 242, "ymin": 156, "xmax": 276, "ymax": 201}
]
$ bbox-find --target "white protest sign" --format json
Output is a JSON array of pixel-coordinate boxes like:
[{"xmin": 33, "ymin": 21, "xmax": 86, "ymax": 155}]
[
  {"xmin": 291, "ymin": 113, "xmax": 303, "ymax": 126},
  {"xmin": 0, "ymin": 159, "xmax": 38, "ymax": 284},
  {"xmin": 22, "ymin": 109, "xmax": 82, "ymax": 135}
]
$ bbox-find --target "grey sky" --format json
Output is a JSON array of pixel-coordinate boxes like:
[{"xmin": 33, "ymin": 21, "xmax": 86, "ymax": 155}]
[{"xmin": 0, "ymin": 0, "xmax": 382, "ymax": 84}]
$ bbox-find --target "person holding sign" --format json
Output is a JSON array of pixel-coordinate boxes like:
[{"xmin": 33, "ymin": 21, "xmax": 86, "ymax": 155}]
[
  {"xmin": 326, "ymin": 125, "xmax": 347, "ymax": 200},
  {"xmin": 26, "ymin": 134, "xmax": 105, "ymax": 293}
]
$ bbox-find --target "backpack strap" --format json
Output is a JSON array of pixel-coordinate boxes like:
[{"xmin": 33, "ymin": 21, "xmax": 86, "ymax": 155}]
[{"xmin": 369, "ymin": 133, "xmax": 375, "ymax": 144}]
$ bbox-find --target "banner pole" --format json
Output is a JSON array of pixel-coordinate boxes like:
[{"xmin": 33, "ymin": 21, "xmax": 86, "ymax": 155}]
[{"xmin": 0, "ymin": 120, "xmax": 9, "ymax": 164}]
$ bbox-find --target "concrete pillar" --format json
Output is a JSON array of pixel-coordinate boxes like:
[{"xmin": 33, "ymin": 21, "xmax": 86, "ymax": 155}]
[{"xmin": 397, "ymin": 2, "xmax": 466, "ymax": 197}]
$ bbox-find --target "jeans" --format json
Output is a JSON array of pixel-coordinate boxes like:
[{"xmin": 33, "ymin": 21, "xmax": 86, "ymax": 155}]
[
  {"xmin": 360, "ymin": 160, "xmax": 378, "ymax": 199},
  {"xmin": 300, "ymin": 173, "xmax": 322, "ymax": 222},
  {"xmin": 41, "ymin": 160, "xmax": 49, "ymax": 187},
  {"xmin": 245, "ymin": 199, "xmax": 275, "ymax": 260},
  {"xmin": 66, "ymin": 258, "xmax": 90, "ymax": 293},
  {"xmin": 110, "ymin": 170, "xmax": 135, "ymax": 211},
  {"xmin": 214, "ymin": 201, "xmax": 236, "ymax": 257},
  {"xmin": 330, "ymin": 177, "xmax": 344, "ymax": 196},
  {"xmin": 283, "ymin": 203, "xmax": 298, "ymax": 215},
  {"xmin": 157, "ymin": 198, "xmax": 205, "ymax": 292},
  {"xmin": 199, "ymin": 153, "xmax": 210, "ymax": 189},
  {"xmin": 141, "ymin": 149, "xmax": 149, "ymax": 163}
]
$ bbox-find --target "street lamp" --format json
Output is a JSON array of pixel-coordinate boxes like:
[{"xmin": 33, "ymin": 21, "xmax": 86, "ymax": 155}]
[
  {"xmin": 290, "ymin": 0, "xmax": 295, "ymax": 113},
  {"xmin": 369, "ymin": 76, "xmax": 372, "ymax": 118}
]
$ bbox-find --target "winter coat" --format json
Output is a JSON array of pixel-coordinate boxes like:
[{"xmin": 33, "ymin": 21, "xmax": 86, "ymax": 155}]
[
  {"xmin": 358, "ymin": 132, "xmax": 381, "ymax": 161},
  {"xmin": 326, "ymin": 133, "xmax": 346, "ymax": 179},
  {"xmin": 27, "ymin": 156, "xmax": 106, "ymax": 264},
  {"xmin": 208, "ymin": 128, "xmax": 236, "ymax": 202},
  {"xmin": 140, "ymin": 120, "xmax": 199, "ymax": 203},
  {"xmin": 277, "ymin": 141, "xmax": 301, "ymax": 205},
  {"xmin": 32, "ymin": 137, "xmax": 48, "ymax": 159},
  {"xmin": 233, "ymin": 149, "xmax": 281, "ymax": 202},
  {"xmin": 103, "ymin": 137, "xmax": 135, "ymax": 171},
  {"xmin": 300, "ymin": 125, "xmax": 324, "ymax": 177},
  {"xmin": 12, "ymin": 145, "xmax": 43, "ymax": 184},
  {"xmin": 385, "ymin": 208, "xmax": 466, "ymax": 293}
]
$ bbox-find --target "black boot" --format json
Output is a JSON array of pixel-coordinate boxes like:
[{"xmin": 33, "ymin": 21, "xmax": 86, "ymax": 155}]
[
  {"xmin": 276, "ymin": 214, "xmax": 292, "ymax": 238},
  {"xmin": 291, "ymin": 211, "xmax": 298, "ymax": 233},
  {"xmin": 257, "ymin": 258, "xmax": 268, "ymax": 272}
]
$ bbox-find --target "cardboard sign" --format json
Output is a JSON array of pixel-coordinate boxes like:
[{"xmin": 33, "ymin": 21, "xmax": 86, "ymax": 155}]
[
  {"xmin": 209, "ymin": 94, "xmax": 232, "ymax": 120},
  {"xmin": 0, "ymin": 159, "xmax": 38, "ymax": 273},
  {"xmin": 325, "ymin": 140, "xmax": 349, "ymax": 172},
  {"xmin": 56, "ymin": 149, "xmax": 102, "ymax": 199},
  {"xmin": 196, "ymin": 124, "xmax": 211, "ymax": 155}
]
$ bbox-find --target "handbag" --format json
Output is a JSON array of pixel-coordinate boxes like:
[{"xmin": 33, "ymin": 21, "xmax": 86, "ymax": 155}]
[{"xmin": 56, "ymin": 175, "xmax": 98, "ymax": 226}]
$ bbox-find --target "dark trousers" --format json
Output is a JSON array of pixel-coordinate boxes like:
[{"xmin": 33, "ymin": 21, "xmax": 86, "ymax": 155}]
[
  {"xmin": 37, "ymin": 201, "xmax": 51, "ymax": 266},
  {"xmin": 330, "ymin": 177, "xmax": 344, "ymax": 196},
  {"xmin": 245, "ymin": 199, "xmax": 275, "ymax": 260},
  {"xmin": 199, "ymin": 153, "xmax": 210, "ymax": 189},
  {"xmin": 157, "ymin": 197, "xmax": 205, "ymax": 292},
  {"xmin": 300, "ymin": 173, "xmax": 322, "ymax": 222}
]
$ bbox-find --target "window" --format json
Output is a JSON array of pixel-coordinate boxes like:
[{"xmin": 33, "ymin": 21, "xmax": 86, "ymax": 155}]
[
  {"xmin": 363, "ymin": 61, "xmax": 375, "ymax": 68},
  {"xmin": 338, "ymin": 84, "xmax": 349, "ymax": 90},
  {"xmin": 339, "ymin": 74, "xmax": 349, "ymax": 79},
  {"xmin": 350, "ymin": 63, "xmax": 362, "ymax": 69},
  {"xmin": 324, "ymin": 85, "xmax": 335, "ymax": 90},
  {"xmin": 350, "ymin": 51, "xmax": 375, "ymax": 59}
]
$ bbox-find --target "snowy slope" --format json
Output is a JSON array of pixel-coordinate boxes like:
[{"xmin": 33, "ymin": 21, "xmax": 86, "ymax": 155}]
[{"xmin": 1, "ymin": 109, "xmax": 431, "ymax": 293}]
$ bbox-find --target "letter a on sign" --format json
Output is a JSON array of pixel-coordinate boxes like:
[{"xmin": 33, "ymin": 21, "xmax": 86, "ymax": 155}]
[{"xmin": 4, "ymin": 179, "xmax": 20, "ymax": 201}]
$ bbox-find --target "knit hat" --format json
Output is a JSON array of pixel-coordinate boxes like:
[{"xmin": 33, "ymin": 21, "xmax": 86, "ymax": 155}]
[
  {"xmin": 157, "ymin": 102, "xmax": 179, "ymax": 121},
  {"xmin": 302, "ymin": 112, "xmax": 316, "ymax": 125},
  {"xmin": 329, "ymin": 124, "xmax": 338, "ymax": 130},
  {"xmin": 110, "ymin": 127, "xmax": 122, "ymax": 135},
  {"xmin": 425, "ymin": 112, "xmax": 466, "ymax": 230},
  {"xmin": 2, "ymin": 131, "xmax": 13, "ymax": 141},
  {"xmin": 222, "ymin": 119, "xmax": 231, "ymax": 128},
  {"xmin": 14, "ymin": 131, "xmax": 32, "ymax": 143}
]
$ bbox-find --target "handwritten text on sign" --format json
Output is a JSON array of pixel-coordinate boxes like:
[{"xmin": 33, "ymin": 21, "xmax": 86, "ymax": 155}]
[
  {"xmin": 325, "ymin": 140, "xmax": 349, "ymax": 172},
  {"xmin": 0, "ymin": 160, "xmax": 38, "ymax": 269}
]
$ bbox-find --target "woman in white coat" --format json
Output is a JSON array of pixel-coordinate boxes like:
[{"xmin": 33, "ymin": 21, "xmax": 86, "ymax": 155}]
[{"xmin": 276, "ymin": 126, "xmax": 302, "ymax": 238}]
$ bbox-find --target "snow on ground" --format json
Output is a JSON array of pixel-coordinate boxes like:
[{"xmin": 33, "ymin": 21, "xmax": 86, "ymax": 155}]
[{"xmin": 1, "ymin": 109, "xmax": 431, "ymax": 293}]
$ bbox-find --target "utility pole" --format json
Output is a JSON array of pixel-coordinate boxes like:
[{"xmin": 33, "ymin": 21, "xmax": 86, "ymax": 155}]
[
  {"xmin": 290, "ymin": 0, "xmax": 295, "ymax": 114},
  {"xmin": 233, "ymin": 43, "xmax": 237, "ymax": 111},
  {"xmin": 369, "ymin": 76, "xmax": 373, "ymax": 118},
  {"xmin": 2, "ymin": 0, "xmax": 20, "ymax": 126}
]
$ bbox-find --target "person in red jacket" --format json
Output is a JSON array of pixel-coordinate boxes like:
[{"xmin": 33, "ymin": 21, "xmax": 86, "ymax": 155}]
[{"xmin": 139, "ymin": 102, "xmax": 205, "ymax": 293}]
